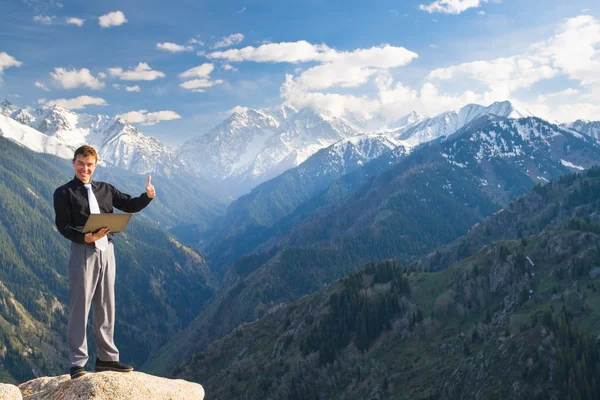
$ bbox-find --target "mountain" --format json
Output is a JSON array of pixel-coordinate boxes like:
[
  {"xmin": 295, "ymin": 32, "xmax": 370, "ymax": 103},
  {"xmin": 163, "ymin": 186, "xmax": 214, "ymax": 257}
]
[
  {"xmin": 204, "ymin": 133, "xmax": 407, "ymax": 273},
  {"xmin": 177, "ymin": 106, "xmax": 359, "ymax": 196},
  {"xmin": 0, "ymin": 136, "xmax": 218, "ymax": 383},
  {"xmin": 172, "ymin": 168, "xmax": 600, "ymax": 399},
  {"xmin": 208, "ymin": 111, "xmax": 600, "ymax": 271},
  {"xmin": 397, "ymin": 100, "xmax": 535, "ymax": 148},
  {"xmin": 567, "ymin": 119, "xmax": 600, "ymax": 141},
  {"xmin": 1, "ymin": 101, "xmax": 185, "ymax": 176},
  {"xmin": 146, "ymin": 114, "xmax": 600, "ymax": 376}
]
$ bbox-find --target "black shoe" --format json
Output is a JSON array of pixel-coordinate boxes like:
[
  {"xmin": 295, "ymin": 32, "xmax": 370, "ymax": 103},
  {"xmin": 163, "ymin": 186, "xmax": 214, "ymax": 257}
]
[
  {"xmin": 95, "ymin": 359, "xmax": 134, "ymax": 372},
  {"xmin": 70, "ymin": 366, "xmax": 87, "ymax": 379}
]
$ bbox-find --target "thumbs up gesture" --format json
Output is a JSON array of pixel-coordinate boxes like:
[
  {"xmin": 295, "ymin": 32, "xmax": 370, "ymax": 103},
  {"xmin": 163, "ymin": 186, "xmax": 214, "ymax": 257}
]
[{"xmin": 146, "ymin": 175, "xmax": 156, "ymax": 199}]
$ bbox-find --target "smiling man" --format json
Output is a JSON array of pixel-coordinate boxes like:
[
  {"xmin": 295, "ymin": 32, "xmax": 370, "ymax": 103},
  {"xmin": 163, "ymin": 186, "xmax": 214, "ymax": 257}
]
[{"xmin": 53, "ymin": 145, "xmax": 156, "ymax": 379}]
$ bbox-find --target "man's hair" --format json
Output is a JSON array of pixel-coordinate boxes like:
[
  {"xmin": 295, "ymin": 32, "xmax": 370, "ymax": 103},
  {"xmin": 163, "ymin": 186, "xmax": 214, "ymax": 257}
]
[{"xmin": 73, "ymin": 145, "xmax": 98, "ymax": 162}]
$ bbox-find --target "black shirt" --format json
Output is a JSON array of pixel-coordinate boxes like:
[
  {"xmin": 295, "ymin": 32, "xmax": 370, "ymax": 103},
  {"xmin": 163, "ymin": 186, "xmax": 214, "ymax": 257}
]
[{"xmin": 53, "ymin": 176, "xmax": 153, "ymax": 244}]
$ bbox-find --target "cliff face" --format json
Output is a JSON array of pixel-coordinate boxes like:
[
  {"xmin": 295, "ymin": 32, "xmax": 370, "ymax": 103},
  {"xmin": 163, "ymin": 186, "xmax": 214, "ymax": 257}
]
[{"xmin": 1, "ymin": 371, "xmax": 204, "ymax": 400}]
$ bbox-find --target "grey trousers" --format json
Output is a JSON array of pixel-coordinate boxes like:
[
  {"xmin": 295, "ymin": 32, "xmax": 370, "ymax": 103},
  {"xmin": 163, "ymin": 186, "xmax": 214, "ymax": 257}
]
[{"xmin": 68, "ymin": 242, "xmax": 119, "ymax": 367}]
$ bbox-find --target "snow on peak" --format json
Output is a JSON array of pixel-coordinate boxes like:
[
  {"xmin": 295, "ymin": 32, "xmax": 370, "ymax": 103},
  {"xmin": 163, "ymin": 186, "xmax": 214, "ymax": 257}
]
[
  {"xmin": 483, "ymin": 100, "xmax": 535, "ymax": 119},
  {"xmin": 0, "ymin": 101, "xmax": 179, "ymax": 175},
  {"xmin": 397, "ymin": 101, "xmax": 536, "ymax": 149}
]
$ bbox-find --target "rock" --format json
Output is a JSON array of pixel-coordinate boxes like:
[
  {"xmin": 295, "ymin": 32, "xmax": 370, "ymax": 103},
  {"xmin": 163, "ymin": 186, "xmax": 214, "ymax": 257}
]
[
  {"xmin": 19, "ymin": 371, "xmax": 205, "ymax": 400},
  {"xmin": 0, "ymin": 383, "xmax": 22, "ymax": 400}
]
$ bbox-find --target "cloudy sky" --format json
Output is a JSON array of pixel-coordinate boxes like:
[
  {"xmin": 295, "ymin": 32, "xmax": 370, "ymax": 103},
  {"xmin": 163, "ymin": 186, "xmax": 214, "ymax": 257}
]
[{"xmin": 0, "ymin": 0, "xmax": 599, "ymax": 146}]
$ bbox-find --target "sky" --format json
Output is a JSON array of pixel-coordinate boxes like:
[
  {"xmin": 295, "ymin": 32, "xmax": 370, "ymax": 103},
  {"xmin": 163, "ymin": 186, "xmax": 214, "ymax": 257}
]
[{"xmin": 0, "ymin": 0, "xmax": 599, "ymax": 147}]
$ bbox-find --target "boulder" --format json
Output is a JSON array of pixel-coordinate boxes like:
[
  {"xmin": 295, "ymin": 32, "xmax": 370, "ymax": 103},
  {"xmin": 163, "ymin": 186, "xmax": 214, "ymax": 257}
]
[
  {"xmin": 0, "ymin": 383, "xmax": 22, "ymax": 400},
  {"xmin": 19, "ymin": 371, "xmax": 204, "ymax": 399}
]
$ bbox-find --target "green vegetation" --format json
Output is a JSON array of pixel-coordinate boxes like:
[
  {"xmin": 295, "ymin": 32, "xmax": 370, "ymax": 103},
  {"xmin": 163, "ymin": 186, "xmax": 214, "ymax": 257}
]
[{"xmin": 172, "ymin": 168, "xmax": 600, "ymax": 399}]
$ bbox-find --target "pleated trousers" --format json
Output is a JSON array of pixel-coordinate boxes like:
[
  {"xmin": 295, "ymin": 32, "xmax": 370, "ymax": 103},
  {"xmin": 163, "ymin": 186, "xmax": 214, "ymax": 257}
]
[{"xmin": 67, "ymin": 241, "xmax": 119, "ymax": 368}]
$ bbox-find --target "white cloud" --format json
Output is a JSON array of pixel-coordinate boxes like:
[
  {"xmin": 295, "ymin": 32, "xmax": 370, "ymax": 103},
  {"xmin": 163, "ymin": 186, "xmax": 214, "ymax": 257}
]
[
  {"xmin": 179, "ymin": 63, "xmax": 214, "ymax": 78},
  {"xmin": 553, "ymin": 102, "xmax": 600, "ymax": 123},
  {"xmin": 178, "ymin": 63, "xmax": 223, "ymax": 92},
  {"xmin": 533, "ymin": 15, "xmax": 600, "ymax": 86},
  {"xmin": 125, "ymin": 85, "xmax": 140, "ymax": 92},
  {"xmin": 0, "ymin": 52, "xmax": 23, "ymax": 74},
  {"xmin": 212, "ymin": 33, "xmax": 245, "ymax": 49},
  {"xmin": 116, "ymin": 109, "xmax": 181, "ymax": 125},
  {"xmin": 549, "ymin": 88, "xmax": 580, "ymax": 97},
  {"xmin": 109, "ymin": 62, "xmax": 165, "ymax": 81},
  {"xmin": 211, "ymin": 16, "xmax": 600, "ymax": 125},
  {"xmin": 112, "ymin": 83, "xmax": 120, "ymax": 89},
  {"xmin": 50, "ymin": 67, "xmax": 105, "ymax": 89},
  {"xmin": 419, "ymin": 0, "xmax": 488, "ymax": 15},
  {"xmin": 209, "ymin": 41, "xmax": 417, "ymax": 67},
  {"xmin": 35, "ymin": 81, "xmax": 49, "ymax": 91},
  {"xmin": 33, "ymin": 15, "xmax": 55, "ymax": 24},
  {"xmin": 428, "ymin": 55, "xmax": 557, "ymax": 94},
  {"xmin": 179, "ymin": 78, "xmax": 224, "ymax": 92},
  {"xmin": 209, "ymin": 40, "xmax": 331, "ymax": 63},
  {"xmin": 211, "ymin": 41, "xmax": 417, "ymax": 90},
  {"xmin": 66, "ymin": 17, "xmax": 85, "ymax": 26},
  {"xmin": 98, "ymin": 11, "xmax": 127, "ymax": 28},
  {"xmin": 282, "ymin": 71, "xmax": 478, "ymax": 121},
  {"xmin": 422, "ymin": 14, "xmax": 600, "ymax": 123},
  {"xmin": 226, "ymin": 105, "xmax": 249, "ymax": 114},
  {"xmin": 39, "ymin": 95, "xmax": 107, "ymax": 110},
  {"xmin": 157, "ymin": 42, "xmax": 193, "ymax": 53},
  {"xmin": 187, "ymin": 38, "xmax": 204, "ymax": 46},
  {"xmin": 223, "ymin": 64, "xmax": 236, "ymax": 71}
]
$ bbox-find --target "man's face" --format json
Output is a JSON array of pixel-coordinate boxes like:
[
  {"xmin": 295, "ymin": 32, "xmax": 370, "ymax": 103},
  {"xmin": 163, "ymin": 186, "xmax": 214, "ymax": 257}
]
[{"xmin": 72, "ymin": 154, "xmax": 97, "ymax": 183}]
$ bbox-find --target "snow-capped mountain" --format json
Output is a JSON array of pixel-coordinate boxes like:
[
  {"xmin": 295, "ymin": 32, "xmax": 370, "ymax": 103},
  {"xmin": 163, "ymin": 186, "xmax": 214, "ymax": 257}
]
[
  {"xmin": 0, "ymin": 113, "xmax": 75, "ymax": 159},
  {"xmin": 435, "ymin": 115, "xmax": 600, "ymax": 203},
  {"xmin": 397, "ymin": 101, "xmax": 535, "ymax": 149},
  {"xmin": 566, "ymin": 120, "xmax": 600, "ymax": 141},
  {"xmin": 0, "ymin": 100, "xmax": 183, "ymax": 175},
  {"xmin": 177, "ymin": 106, "xmax": 359, "ymax": 195}
]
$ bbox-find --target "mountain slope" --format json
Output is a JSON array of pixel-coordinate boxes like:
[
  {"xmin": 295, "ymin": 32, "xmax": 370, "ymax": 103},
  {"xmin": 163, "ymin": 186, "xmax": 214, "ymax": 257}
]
[
  {"xmin": 146, "ymin": 114, "xmax": 600, "ymax": 376},
  {"xmin": 205, "ymin": 134, "xmax": 407, "ymax": 273},
  {"xmin": 567, "ymin": 119, "xmax": 600, "ymax": 141},
  {"xmin": 173, "ymin": 168, "xmax": 600, "ymax": 399},
  {"xmin": 0, "ymin": 114, "xmax": 74, "ymax": 159},
  {"xmin": 0, "ymin": 136, "xmax": 218, "ymax": 382}
]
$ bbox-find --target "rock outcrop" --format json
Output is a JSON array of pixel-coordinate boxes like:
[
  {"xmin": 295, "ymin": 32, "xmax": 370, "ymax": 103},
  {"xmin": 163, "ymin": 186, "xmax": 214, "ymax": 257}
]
[
  {"xmin": 11, "ymin": 371, "xmax": 205, "ymax": 399},
  {"xmin": 0, "ymin": 383, "xmax": 22, "ymax": 400}
]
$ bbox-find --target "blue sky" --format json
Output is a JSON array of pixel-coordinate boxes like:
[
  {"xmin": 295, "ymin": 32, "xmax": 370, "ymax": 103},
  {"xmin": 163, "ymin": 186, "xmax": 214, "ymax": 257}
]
[{"xmin": 0, "ymin": 0, "xmax": 599, "ymax": 146}]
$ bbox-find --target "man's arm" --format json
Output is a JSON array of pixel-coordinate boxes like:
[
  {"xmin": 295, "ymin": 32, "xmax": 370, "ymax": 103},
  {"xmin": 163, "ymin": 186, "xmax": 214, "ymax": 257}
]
[
  {"xmin": 53, "ymin": 188, "xmax": 86, "ymax": 244},
  {"xmin": 111, "ymin": 184, "xmax": 153, "ymax": 213}
]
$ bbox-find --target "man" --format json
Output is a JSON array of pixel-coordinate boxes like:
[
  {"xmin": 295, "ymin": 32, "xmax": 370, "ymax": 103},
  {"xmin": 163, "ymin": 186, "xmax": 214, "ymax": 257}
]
[{"xmin": 53, "ymin": 145, "xmax": 155, "ymax": 379}]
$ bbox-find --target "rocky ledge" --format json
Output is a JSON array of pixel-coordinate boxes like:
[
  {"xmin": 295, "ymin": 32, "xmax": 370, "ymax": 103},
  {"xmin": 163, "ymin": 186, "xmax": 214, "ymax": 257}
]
[{"xmin": 0, "ymin": 371, "xmax": 205, "ymax": 400}]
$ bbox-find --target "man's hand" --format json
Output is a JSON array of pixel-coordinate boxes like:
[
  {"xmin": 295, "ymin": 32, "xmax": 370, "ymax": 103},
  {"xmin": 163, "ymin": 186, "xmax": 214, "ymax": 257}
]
[
  {"xmin": 146, "ymin": 175, "xmax": 156, "ymax": 199},
  {"xmin": 85, "ymin": 227, "xmax": 110, "ymax": 243}
]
